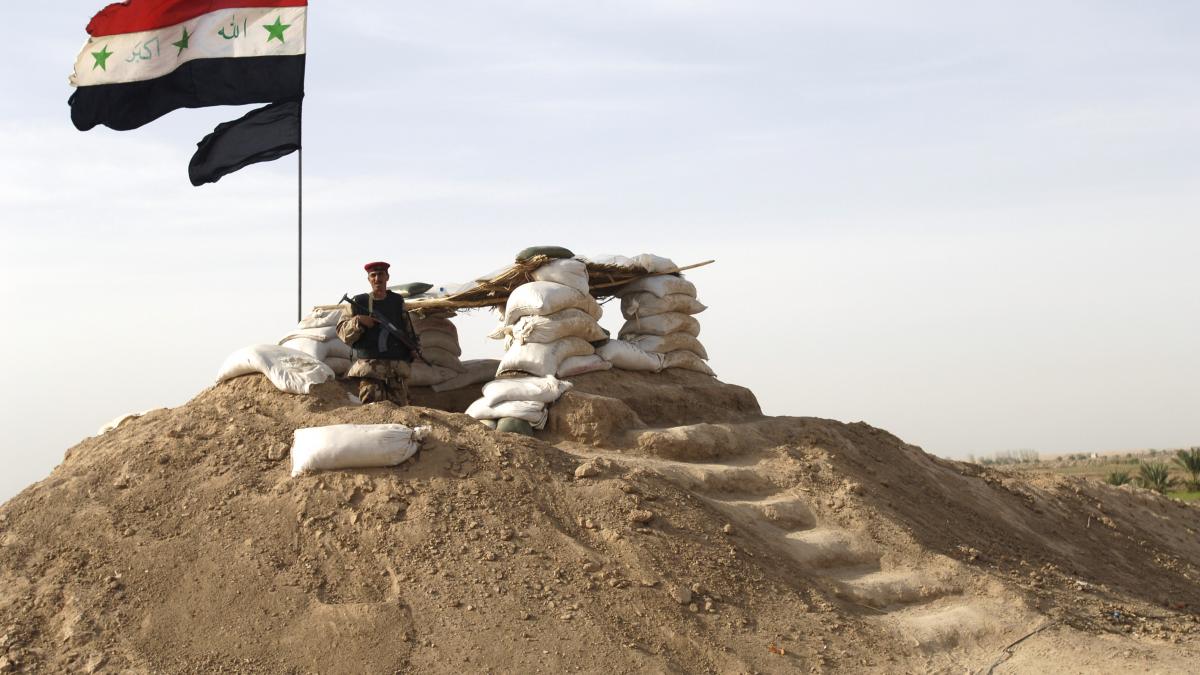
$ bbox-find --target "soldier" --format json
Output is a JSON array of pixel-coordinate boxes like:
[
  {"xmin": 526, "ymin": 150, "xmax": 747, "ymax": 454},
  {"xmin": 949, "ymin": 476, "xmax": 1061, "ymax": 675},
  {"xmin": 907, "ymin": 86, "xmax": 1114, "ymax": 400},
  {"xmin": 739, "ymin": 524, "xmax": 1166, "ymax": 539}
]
[{"xmin": 336, "ymin": 261, "xmax": 420, "ymax": 405}]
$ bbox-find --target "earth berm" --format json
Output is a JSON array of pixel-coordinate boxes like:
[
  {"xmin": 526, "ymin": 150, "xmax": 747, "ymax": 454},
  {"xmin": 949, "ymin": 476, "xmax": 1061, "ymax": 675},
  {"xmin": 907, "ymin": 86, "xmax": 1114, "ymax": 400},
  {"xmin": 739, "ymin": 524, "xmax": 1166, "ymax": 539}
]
[{"xmin": 0, "ymin": 371, "xmax": 1196, "ymax": 673}]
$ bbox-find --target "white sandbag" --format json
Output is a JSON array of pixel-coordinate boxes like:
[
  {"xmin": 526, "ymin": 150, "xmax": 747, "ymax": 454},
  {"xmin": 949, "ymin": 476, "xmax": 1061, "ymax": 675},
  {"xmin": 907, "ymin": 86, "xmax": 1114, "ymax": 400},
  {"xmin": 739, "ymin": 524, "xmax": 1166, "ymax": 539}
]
[
  {"xmin": 581, "ymin": 253, "xmax": 634, "ymax": 268},
  {"xmin": 418, "ymin": 330, "xmax": 462, "ymax": 357},
  {"xmin": 618, "ymin": 274, "xmax": 696, "ymax": 299},
  {"xmin": 630, "ymin": 253, "xmax": 679, "ymax": 274},
  {"xmin": 421, "ymin": 346, "xmax": 466, "ymax": 372},
  {"xmin": 280, "ymin": 336, "xmax": 330, "ymax": 361},
  {"xmin": 408, "ymin": 362, "xmax": 461, "ymax": 387},
  {"xmin": 297, "ymin": 307, "xmax": 346, "ymax": 329},
  {"xmin": 626, "ymin": 333, "xmax": 709, "ymax": 360},
  {"xmin": 279, "ymin": 326, "xmax": 353, "ymax": 360},
  {"xmin": 481, "ymin": 375, "xmax": 574, "ymax": 406},
  {"xmin": 530, "ymin": 258, "xmax": 590, "ymax": 294},
  {"xmin": 290, "ymin": 424, "xmax": 429, "ymax": 477},
  {"xmin": 621, "ymin": 292, "xmax": 707, "ymax": 319},
  {"xmin": 618, "ymin": 312, "xmax": 701, "ymax": 338},
  {"xmin": 466, "ymin": 397, "xmax": 547, "ymax": 424},
  {"xmin": 216, "ymin": 345, "xmax": 335, "ymax": 395},
  {"xmin": 96, "ymin": 409, "xmax": 153, "ymax": 436},
  {"xmin": 431, "ymin": 359, "xmax": 501, "ymax": 392},
  {"xmin": 412, "ymin": 316, "xmax": 458, "ymax": 337},
  {"xmin": 492, "ymin": 308, "xmax": 607, "ymax": 347},
  {"xmin": 662, "ymin": 350, "xmax": 716, "ymax": 376},
  {"xmin": 558, "ymin": 354, "xmax": 614, "ymax": 377},
  {"xmin": 326, "ymin": 339, "xmax": 352, "ymax": 359},
  {"xmin": 280, "ymin": 326, "xmax": 338, "ymax": 341},
  {"xmin": 498, "ymin": 337, "xmax": 594, "ymax": 377},
  {"xmin": 504, "ymin": 281, "xmax": 602, "ymax": 324},
  {"xmin": 325, "ymin": 356, "xmax": 351, "ymax": 377},
  {"xmin": 595, "ymin": 339, "xmax": 665, "ymax": 372}
]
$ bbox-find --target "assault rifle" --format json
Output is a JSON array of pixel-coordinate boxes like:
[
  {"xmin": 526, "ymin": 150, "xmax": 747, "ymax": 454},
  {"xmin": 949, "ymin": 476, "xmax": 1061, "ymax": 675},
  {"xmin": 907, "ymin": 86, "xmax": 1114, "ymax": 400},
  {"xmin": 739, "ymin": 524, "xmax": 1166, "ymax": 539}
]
[{"xmin": 340, "ymin": 294, "xmax": 428, "ymax": 365}]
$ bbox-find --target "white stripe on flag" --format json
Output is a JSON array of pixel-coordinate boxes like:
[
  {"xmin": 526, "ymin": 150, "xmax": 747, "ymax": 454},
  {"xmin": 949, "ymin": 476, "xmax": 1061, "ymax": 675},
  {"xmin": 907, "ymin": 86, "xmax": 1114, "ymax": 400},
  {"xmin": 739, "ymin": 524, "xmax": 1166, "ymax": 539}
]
[{"xmin": 70, "ymin": 6, "xmax": 307, "ymax": 88}]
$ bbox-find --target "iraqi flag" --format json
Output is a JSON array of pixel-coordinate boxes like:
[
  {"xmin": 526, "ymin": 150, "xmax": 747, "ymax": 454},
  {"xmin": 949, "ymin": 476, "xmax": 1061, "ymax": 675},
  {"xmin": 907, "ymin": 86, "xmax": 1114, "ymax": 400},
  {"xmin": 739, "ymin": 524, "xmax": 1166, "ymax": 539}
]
[{"xmin": 69, "ymin": 0, "xmax": 307, "ymax": 131}]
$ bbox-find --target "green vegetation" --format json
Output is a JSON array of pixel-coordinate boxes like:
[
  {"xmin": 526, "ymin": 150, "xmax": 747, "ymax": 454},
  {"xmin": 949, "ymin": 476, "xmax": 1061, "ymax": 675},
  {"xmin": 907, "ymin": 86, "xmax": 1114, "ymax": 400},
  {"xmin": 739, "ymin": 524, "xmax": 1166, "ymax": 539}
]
[
  {"xmin": 1105, "ymin": 471, "xmax": 1132, "ymax": 486},
  {"xmin": 1172, "ymin": 448, "xmax": 1200, "ymax": 491},
  {"xmin": 1136, "ymin": 462, "xmax": 1175, "ymax": 494},
  {"xmin": 1169, "ymin": 491, "xmax": 1200, "ymax": 502}
]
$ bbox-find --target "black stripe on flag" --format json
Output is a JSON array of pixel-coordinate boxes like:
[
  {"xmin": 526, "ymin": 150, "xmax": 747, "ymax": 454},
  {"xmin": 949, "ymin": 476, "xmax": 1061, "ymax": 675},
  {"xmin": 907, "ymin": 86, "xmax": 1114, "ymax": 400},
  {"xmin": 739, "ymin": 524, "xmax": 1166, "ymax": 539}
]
[
  {"xmin": 188, "ymin": 99, "xmax": 301, "ymax": 186},
  {"xmin": 69, "ymin": 55, "xmax": 305, "ymax": 131}
]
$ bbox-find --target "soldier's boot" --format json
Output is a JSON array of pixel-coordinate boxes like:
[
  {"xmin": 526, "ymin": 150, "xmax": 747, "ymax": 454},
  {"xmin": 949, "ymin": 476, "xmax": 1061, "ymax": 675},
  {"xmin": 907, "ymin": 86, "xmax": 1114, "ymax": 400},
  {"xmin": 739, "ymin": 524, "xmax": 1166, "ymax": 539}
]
[{"xmin": 358, "ymin": 378, "xmax": 388, "ymax": 404}]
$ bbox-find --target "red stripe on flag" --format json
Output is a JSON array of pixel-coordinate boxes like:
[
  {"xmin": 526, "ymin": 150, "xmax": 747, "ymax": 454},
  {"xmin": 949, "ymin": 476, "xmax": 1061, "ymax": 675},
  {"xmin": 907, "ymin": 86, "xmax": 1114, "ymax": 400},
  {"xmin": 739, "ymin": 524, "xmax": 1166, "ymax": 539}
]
[{"xmin": 87, "ymin": 0, "xmax": 307, "ymax": 37}]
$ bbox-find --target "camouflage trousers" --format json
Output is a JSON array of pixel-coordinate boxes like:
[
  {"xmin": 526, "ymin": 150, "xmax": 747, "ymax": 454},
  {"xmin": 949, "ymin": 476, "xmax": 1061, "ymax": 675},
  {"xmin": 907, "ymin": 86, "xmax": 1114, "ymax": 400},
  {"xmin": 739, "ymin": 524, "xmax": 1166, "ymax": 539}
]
[{"xmin": 347, "ymin": 358, "xmax": 412, "ymax": 406}]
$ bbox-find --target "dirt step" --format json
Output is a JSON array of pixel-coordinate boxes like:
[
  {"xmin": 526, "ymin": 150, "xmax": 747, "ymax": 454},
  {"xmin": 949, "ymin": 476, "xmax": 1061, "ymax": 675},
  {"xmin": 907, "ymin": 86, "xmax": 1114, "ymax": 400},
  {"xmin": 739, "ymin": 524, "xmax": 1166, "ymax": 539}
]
[
  {"xmin": 633, "ymin": 422, "xmax": 770, "ymax": 462},
  {"xmin": 706, "ymin": 494, "xmax": 818, "ymax": 531},
  {"xmin": 883, "ymin": 599, "xmax": 1019, "ymax": 653},
  {"xmin": 824, "ymin": 567, "xmax": 958, "ymax": 609},
  {"xmin": 635, "ymin": 461, "xmax": 782, "ymax": 498},
  {"xmin": 782, "ymin": 527, "xmax": 880, "ymax": 569}
]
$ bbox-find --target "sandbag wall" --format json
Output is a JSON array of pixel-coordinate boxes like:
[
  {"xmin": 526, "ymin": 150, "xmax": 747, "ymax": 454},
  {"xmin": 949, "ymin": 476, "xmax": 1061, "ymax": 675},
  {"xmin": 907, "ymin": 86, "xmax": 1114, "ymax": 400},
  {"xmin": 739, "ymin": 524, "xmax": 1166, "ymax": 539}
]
[
  {"xmin": 493, "ymin": 259, "xmax": 611, "ymax": 378},
  {"xmin": 600, "ymin": 272, "xmax": 714, "ymax": 376},
  {"xmin": 408, "ymin": 310, "xmax": 498, "ymax": 392},
  {"xmin": 279, "ymin": 308, "xmax": 355, "ymax": 377},
  {"xmin": 467, "ymin": 258, "xmax": 610, "ymax": 432}
]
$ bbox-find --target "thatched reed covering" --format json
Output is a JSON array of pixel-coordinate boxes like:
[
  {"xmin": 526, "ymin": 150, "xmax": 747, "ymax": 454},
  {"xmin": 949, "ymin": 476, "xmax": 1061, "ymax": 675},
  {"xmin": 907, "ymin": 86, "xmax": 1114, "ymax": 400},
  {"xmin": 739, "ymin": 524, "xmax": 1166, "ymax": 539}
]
[{"xmin": 404, "ymin": 257, "xmax": 714, "ymax": 313}]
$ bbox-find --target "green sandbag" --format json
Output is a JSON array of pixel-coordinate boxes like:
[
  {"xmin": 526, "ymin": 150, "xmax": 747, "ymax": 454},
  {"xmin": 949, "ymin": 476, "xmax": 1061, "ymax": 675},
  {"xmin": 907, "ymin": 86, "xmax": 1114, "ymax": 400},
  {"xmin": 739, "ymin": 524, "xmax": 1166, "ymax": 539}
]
[
  {"xmin": 391, "ymin": 282, "xmax": 434, "ymax": 297},
  {"xmin": 496, "ymin": 417, "xmax": 535, "ymax": 436},
  {"xmin": 515, "ymin": 246, "xmax": 574, "ymax": 262}
]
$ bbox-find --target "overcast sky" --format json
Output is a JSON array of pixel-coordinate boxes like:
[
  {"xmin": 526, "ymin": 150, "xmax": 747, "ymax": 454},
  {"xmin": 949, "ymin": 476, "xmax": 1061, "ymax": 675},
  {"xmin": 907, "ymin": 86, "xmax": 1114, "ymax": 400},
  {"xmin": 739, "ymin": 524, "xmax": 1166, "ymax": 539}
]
[{"xmin": 1, "ymin": 1, "xmax": 1197, "ymax": 502}]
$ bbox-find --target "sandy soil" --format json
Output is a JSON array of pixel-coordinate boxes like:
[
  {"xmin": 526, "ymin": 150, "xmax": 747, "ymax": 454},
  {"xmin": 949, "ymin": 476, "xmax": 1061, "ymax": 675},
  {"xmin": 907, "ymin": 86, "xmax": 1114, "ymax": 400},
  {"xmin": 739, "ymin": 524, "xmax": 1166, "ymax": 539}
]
[{"xmin": 0, "ymin": 371, "xmax": 1196, "ymax": 673}]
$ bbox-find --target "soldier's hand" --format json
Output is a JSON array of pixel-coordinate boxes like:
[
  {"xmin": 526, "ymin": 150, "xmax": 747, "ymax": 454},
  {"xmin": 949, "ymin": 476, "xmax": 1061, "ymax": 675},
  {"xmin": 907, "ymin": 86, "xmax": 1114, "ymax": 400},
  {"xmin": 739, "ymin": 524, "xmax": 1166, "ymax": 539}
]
[{"xmin": 358, "ymin": 315, "xmax": 379, "ymax": 328}]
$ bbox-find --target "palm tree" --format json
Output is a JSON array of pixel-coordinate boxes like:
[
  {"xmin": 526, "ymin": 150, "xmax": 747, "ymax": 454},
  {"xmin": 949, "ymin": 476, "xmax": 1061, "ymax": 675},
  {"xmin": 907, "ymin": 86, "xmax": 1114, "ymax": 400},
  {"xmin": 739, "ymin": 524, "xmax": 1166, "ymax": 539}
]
[
  {"xmin": 1137, "ymin": 462, "xmax": 1175, "ymax": 494},
  {"xmin": 1105, "ymin": 471, "xmax": 1132, "ymax": 486},
  {"xmin": 1173, "ymin": 448, "xmax": 1200, "ymax": 491}
]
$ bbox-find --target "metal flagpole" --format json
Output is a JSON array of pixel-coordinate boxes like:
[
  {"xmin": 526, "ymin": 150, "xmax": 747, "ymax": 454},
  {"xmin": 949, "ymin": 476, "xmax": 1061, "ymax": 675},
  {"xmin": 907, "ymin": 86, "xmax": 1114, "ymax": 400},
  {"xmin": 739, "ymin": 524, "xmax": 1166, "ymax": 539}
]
[
  {"xmin": 297, "ymin": 118, "xmax": 303, "ymax": 322},
  {"xmin": 297, "ymin": 10, "xmax": 309, "ymax": 323}
]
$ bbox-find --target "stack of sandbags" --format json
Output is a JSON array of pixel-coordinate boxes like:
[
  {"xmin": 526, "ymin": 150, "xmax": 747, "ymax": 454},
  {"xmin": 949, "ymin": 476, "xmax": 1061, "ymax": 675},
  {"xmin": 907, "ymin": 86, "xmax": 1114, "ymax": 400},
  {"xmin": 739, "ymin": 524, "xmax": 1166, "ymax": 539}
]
[
  {"xmin": 431, "ymin": 359, "xmax": 502, "ymax": 393},
  {"xmin": 466, "ymin": 376, "xmax": 574, "ymax": 435},
  {"xmin": 490, "ymin": 258, "xmax": 611, "ymax": 378},
  {"xmin": 468, "ymin": 255, "xmax": 606, "ymax": 435},
  {"xmin": 614, "ymin": 272, "xmax": 715, "ymax": 376},
  {"xmin": 386, "ymin": 282, "xmax": 494, "ymax": 390},
  {"xmin": 407, "ymin": 310, "xmax": 470, "ymax": 387},
  {"xmin": 279, "ymin": 307, "xmax": 354, "ymax": 377}
]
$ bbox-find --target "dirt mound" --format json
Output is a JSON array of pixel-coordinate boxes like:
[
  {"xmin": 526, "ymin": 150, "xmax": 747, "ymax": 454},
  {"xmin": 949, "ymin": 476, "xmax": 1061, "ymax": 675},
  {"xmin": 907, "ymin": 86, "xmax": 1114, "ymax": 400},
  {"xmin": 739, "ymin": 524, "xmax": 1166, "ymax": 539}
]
[{"xmin": 0, "ymin": 373, "xmax": 1197, "ymax": 673}]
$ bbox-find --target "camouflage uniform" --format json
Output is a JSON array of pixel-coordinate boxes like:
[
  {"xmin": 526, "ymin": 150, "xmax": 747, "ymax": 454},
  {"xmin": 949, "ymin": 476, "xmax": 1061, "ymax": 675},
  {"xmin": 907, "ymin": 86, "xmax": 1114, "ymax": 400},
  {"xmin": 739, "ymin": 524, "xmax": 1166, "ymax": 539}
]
[{"xmin": 337, "ymin": 316, "xmax": 412, "ymax": 405}]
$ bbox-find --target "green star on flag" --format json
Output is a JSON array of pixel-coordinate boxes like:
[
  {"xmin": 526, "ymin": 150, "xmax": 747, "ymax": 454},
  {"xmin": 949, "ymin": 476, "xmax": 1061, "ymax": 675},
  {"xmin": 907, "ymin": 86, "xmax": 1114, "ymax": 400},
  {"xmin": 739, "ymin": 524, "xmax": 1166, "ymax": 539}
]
[
  {"xmin": 91, "ymin": 44, "xmax": 113, "ymax": 71},
  {"xmin": 172, "ymin": 28, "xmax": 191, "ymax": 57},
  {"xmin": 263, "ymin": 17, "xmax": 291, "ymax": 43}
]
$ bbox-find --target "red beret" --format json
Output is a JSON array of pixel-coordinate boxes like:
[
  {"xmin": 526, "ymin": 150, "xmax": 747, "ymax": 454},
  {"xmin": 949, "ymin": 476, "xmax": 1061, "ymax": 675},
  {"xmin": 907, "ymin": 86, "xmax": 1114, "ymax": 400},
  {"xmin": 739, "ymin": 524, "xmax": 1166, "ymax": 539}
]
[{"xmin": 364, "ymin": 261, "xmax": 390, "ymax": 272}]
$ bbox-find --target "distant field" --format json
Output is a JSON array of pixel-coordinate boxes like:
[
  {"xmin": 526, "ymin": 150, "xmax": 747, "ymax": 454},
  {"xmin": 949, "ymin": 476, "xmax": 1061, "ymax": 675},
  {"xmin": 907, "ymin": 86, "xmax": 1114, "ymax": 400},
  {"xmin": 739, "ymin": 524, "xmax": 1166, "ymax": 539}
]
[
  {"xmin": 1014, "ymin": 460, "xmax": 1140, "ymax": 479},
  {"xmin": 987, "ymin": 449, "xmax": 1199, "ymax": 503}
]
